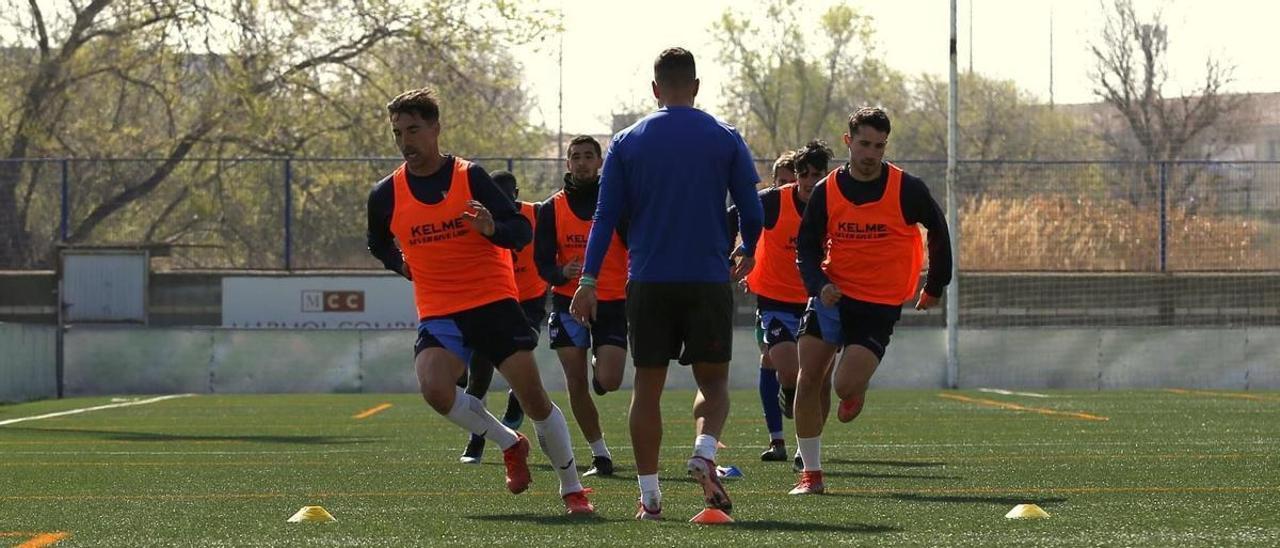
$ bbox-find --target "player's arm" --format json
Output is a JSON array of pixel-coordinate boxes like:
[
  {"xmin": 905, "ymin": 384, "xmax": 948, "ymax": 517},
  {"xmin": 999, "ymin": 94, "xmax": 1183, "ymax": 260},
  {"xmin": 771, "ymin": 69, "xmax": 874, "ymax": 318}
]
[
  {"xmin": 534, "ymin": 198, "xmax": 571, "ymax": 286},
  {"xmin": 582, "ymin": 143, "xmax": 624, "ymax": 278},
  {"xmin": 728, "ymin": 132, "xmax": 764, "ymax": 257},
  {"xmin": 725, "ymin": 205, "xmax": 740, "ymax": 255},
  {"xmin": 467, "ymin": 165, "xmax": 532, "ymax": 250},
  {"xmin": 366, "ymin": 177, "xmax": 409, "ymax": 280},
  {"xmin": 796, "ymin": 182, "xmax": 832, "ymax": 296},
  {"xmin": 759, "ymin": 187, "xmax": 781, "ymax": 231},
  {"xmin": 615, "ymin": 216, "xmax": 630, "ymax": 250},
  {"xmin": 902, "ymin": 175, "xmax": 953, "ymax": 297}
]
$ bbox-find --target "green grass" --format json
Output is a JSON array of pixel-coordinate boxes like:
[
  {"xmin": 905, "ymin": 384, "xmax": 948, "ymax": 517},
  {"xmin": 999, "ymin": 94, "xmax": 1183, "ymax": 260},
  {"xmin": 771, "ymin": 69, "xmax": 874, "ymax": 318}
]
[{"xmin": 1, "ymin": 389, "xmax": 1278, "ymax": 547}]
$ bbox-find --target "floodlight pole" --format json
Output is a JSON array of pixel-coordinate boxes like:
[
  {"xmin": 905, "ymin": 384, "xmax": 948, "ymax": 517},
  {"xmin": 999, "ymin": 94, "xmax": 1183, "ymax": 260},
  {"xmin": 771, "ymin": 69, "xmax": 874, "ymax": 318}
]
[{"xmin": 946, "ymin": 0, "xmax": 961, "ymax": 389}]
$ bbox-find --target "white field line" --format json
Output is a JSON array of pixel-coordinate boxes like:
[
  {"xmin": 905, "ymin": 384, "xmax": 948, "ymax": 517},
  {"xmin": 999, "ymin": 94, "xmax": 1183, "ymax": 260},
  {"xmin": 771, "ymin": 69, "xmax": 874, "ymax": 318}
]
[
  {"xmin": 978, "ymin": 388, "xmax": 1051, "ymax": 398},
  {"xmin": 0, "ymin": 394, "xmax": 195, "ymax": 427},
  {"xmin": 4, "ymin": 439, "xmax": 1280, "ymax": 456}
]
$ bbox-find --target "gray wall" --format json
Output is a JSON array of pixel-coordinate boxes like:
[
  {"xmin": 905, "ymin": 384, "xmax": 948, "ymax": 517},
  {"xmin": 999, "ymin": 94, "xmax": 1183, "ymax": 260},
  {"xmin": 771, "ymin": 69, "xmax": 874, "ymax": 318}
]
[
  {"xmin": 47, "ymin": 326, "xmax": 1280, "ymax": 396},
  {"xmin": 0, "ymin": 323, "xmax": 57, "ymax": 402}
]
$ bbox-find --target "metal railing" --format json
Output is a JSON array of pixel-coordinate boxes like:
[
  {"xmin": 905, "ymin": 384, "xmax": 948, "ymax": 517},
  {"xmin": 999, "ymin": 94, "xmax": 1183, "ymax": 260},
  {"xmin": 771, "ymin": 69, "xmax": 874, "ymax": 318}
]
[{"xmin": 2, "ymin": 158, "xmax": 1278, "ymax": 271}]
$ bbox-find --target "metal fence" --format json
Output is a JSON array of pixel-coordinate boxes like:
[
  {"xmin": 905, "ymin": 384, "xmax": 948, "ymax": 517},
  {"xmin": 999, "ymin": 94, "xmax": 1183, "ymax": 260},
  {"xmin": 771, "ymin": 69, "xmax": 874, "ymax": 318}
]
[{"xmin": 2, "ymin": 158, "xmax": 1279, "ymax": 271}]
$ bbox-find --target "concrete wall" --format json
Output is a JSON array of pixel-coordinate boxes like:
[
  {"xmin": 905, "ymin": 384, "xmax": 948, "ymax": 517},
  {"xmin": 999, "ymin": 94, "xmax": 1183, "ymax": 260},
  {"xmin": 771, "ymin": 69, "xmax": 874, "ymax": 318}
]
[
  {"xmin": 0, "ymin": 323, "xmax": 57, "ymax": 402},
  {"xmin": 52, "ymin": 326, "xmax": 1280, "ymax": 395}
]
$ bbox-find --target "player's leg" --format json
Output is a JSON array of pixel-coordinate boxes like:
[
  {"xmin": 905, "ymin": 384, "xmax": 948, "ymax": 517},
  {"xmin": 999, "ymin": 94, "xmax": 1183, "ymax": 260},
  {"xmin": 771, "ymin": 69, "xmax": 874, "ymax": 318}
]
[
  {"xmin": 833, "ymin": 345, "xmax": 879, "ymax": 423},
  {"xmin": 581, "ymin": 299, "xmax": 628, "ymax": 476},
  {"xmin": 833, "ymin": 299, "xmax": 899, "ymax": 423},
  {"xmin": 590, "ymin": 300, "xmax": 627, "ymax": 394},
  {"xmin": 549, "ymin": 302, "xmax": 606, "ymax": 470},
  {"xmin": 458, "ymin": 353, "xmax": 496, "ymax": 464},
  {"xmin": 764, "ymin": 309, "xmax": 803, "ymax": 420},
  {"xmin": 414, "ymin": 320, "xmax": 525, "ymax": 492},
  {"xmin": 475, "ymin": 299, "xmax": 592, "ymax": 513},
  {"xmin": 626, "ymin": 281, "xmax": 678, "ymax": 520},
  {"xmin": 789, "ymin": 298, "xmax": 842, "ymax": 494},
  {"xmin": 758, "ymin": 359, "xmax": 787, "ymax": 460},
  {"xmin": 681, "ymin": 283, "xmax": 735, "ymax": 513},
  {"xmin": 756, "ymin": 314, "xmax": 786, "ymax": 461},
  {"xmin": 499, "ymin": 296, "xmax": 546, "ymax": 431}
]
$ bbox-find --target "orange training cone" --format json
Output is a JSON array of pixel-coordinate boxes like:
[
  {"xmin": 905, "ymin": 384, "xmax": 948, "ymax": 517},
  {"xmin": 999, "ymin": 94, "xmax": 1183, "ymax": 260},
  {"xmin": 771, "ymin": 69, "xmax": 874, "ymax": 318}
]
[{"xmin": 690, "ymin": 508, "xmax": 734, "ymax": 524}]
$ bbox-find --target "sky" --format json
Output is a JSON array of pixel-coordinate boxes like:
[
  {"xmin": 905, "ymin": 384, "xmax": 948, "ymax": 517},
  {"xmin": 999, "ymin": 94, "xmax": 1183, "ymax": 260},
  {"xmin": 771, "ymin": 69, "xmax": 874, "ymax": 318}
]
[{"xmin": 512, "ymin": 0, "xmax": 1280, "ymax": 135}]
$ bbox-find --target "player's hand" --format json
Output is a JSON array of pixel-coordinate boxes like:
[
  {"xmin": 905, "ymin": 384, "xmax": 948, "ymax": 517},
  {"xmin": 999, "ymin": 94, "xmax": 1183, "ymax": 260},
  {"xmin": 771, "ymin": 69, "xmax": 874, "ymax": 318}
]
[
  {"xmin": 820, "ymin": 283, "xmax": 842, "ymax": 307},
  {"xmin": 562, "ymin": 257, "xmax": 583, "ymax": 279},
  {"xmin": 737, "ymin": 278, "xmax": 751, "ymax": 294},
  {"xmin": 462, "ymin": 200, "xmax": 495, "ymax": 236},
  {"xmin": 915, "ymin": 289, "xmax": 940, "ymax": 311},
  {"xmin": 729, "ymin": 247, "xmax": 755, "ymax": 282},
  {"xmin": 570, "ymin": 284, "xmax": 597, "ymax": 328}
]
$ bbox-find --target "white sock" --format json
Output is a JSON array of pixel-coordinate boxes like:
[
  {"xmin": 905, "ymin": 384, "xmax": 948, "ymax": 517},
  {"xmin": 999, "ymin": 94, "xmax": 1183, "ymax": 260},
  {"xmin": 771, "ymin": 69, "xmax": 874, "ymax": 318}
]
[
  {"xmin": 445, "ymin": 386, "xmax": 517, "ymax": 450},
  {"xmin": 638, "ymin": 473, "xmax": 661, "ymax": 508},
  {"xmin": 769, "ymin": 431, "xmax": 784, "ymax": 442},
  {"xmin": 694, "ymin": 434, "xmax": 718, "ymax": 461},
  {"xmin": 533, "ymin": 404, "xmax": 583, "ymax": 496},
  {"xmin": 588, "ymin": 438, "xmax": 611, "ymax": 459},
  {"xmin": 797, "ymin": 436, "xmax": 822, "ymax": 472}
]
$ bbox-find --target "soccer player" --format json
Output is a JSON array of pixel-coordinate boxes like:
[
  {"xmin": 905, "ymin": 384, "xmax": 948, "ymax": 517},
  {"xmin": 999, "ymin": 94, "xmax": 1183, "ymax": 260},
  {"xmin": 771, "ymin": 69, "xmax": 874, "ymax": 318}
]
[
  {"xmin": 735, "ymin": 143, "xmax": 835, "ymax": 466},
  {"xmin": 457, "ymin": 170, "xmax": 544, "ymax": 465},
  {"xmin": 788, "ymin": 107, "xmax": 952, "ymax": 495},
  {"xmin": 534, "ymin": 135, "xmax": 627, "ymax": 477},
  {"xmin": 365, "ymin": 88, "xmax": 593, "ymax": 514},
  {"xmin": 729, "ymin": 151, "xmax": 794, "ymax": 462},
  {"xmin": 570, "ymin": 48, "xmax": 763, "ymax": 520}
]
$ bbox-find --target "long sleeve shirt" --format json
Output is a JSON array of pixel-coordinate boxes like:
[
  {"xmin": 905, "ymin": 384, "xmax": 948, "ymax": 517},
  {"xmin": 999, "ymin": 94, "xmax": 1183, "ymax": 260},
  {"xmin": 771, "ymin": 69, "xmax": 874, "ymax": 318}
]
[
  {"xmin": 795, "ymin": 163, "xmax": 953, "ymax": 298},
  {"xmin": 366, "ymin": 156, "xmax": 530, "ymax": 276},
  {"xmin": 583, "ymin": 106, "xmax": 763, "ymax": 283},
  {"xmin": 534, "ymin": 175, "xmax": 629, "ymax": 287}
]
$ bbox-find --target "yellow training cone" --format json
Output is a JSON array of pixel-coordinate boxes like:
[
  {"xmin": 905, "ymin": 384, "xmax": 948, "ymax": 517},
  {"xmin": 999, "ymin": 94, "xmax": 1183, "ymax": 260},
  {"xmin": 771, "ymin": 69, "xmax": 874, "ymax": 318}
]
[
  {"xmin": 288, "ymin": 506, "xmax": 337, "ymax": 523},
  {"xmin": 1005, "ymin": 504, "xmax": 1050, "ymax": 519}
]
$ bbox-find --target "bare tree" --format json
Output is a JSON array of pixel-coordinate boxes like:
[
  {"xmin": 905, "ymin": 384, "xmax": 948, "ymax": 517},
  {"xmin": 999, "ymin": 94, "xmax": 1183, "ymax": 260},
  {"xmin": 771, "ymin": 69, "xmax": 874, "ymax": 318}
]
[
  {"xmin": 713, "ymin": 0, "xmax": 878, "ymax": 157},
  {"xmin": 1089, "ymin": 0, "xmax": 1248, "ymax": 203}
]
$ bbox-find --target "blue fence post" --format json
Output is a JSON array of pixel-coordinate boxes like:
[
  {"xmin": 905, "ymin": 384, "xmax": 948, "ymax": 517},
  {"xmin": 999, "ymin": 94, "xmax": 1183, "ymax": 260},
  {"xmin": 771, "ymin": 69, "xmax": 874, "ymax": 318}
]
[
  {"xmin": 506, "ymin": 157, "xmax": 514, "ymax": 172},
  {"xmin": 283, "ymin": 158, "xmax": 293, "ymax": 270},
  {"xmin": 1158, "ymin": 162, "xmax": 1168, "ymax": 272},
  {"xmin": 59, "ymin": 159, "xmax": 69, "ymax": 242}
]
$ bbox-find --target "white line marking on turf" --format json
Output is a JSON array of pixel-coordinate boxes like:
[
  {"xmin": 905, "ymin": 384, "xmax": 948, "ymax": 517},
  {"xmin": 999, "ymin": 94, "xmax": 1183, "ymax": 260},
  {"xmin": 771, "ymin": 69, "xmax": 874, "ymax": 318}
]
[
  {"xmin": 0, "ymin": 394, "xmax": 195, "ymax": 427},
  {"xmin": 4, "ymin": 439, "xmax": 1279, "ymax": 456},
  {"xmin": 978, "ymin": 388, "xmax": 1051, "ymax": 398}
]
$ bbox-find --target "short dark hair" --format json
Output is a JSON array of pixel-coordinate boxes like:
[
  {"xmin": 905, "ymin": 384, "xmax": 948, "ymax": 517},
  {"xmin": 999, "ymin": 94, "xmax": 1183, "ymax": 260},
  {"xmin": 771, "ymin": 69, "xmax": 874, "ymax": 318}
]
[
  {"xmin": 653, "ymin": 47, "xmax": 696, "ymax": 88},
  {"xmin": 848, "ymin": 106, "xmax": 891, "ymax": 136},
  {"xmin": 386, "ymin": 88, "xmax": 440, "ymax": 123},
  {"xmin": 490, "ymin": 170, "xmax": 518, "ymax": 200},
  {"xmin": 567, "ymin": 135, "xmax": 602, "ymax": 158},
  {"xmin": 772, "ymin": 151, "xmax": 797, "ymax": 179},
  {"xmin": 793, "ymin": 140, "xmax": 833, "ymax": 174}
]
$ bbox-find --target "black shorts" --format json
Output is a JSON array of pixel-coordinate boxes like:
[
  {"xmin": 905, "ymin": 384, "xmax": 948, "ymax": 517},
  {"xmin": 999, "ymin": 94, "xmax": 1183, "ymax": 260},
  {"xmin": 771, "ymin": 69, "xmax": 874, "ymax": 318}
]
[
  {"xmin": 520, "ymin": 294, "xmax": 548, "ymax": 334},
  {"xmin": 414, "ymin": 298, "xmax": 539, "ymax": 365},
  {"xmin": 548, "ymin": 293, "xmax": 627, "ymax": 352},
  {"xmin": 797, "ymin": 296, "xmax": 901, "ymax": 361},
  {"xmin": 627, "ymin": 281, "xmax": 734, "ymax": 367}
]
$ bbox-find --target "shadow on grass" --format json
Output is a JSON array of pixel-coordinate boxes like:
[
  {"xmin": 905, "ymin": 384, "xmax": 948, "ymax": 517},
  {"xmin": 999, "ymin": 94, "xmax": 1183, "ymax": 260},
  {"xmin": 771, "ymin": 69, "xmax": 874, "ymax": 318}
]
[
  {"xmin": 468, "ymin": 513, "xmax": 899, "ymax": 533},
  {"xmin": 725, "ymin": 520, "xmax": 900, "ymax": 534},
  {"xmin": 826, "ymin": 458, "xmax": 947, "ymax": 468},
  {"xmin": 821, "ymin": 470, "xmax": 961, "ymax": 480},
  {"xmin": 468, "ymin": 513, "xmax": 613, "ymax": 525},
  {"xmin": 8, "ymin": 427, "xmax": 382, "ymax": 445},
  {"xmin": 832, "ymin": 491, "xmax": 1069, "ymax": 507}
]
